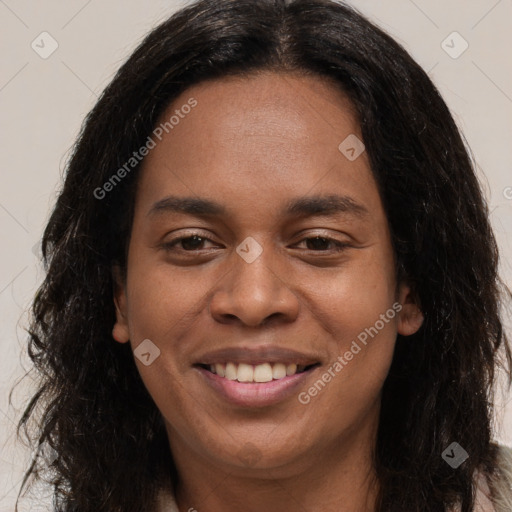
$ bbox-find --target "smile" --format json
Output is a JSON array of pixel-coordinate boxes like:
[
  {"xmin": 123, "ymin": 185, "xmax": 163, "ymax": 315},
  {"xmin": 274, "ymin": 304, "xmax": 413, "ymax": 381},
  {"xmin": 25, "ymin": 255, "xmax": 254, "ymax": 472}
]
[
  {"xmin": 200, "ymin": 362, "xmax": 317, "ymax": 383},
  {"xmin": 195, "ymin": 362, "xmax": 321, "ymax": 407}
]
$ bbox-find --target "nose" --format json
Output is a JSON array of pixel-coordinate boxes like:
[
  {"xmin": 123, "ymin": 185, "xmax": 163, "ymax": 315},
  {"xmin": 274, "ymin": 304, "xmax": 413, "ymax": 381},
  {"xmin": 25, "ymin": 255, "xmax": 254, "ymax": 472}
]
[{"xmin": 209, "ymin": 242, "xmax": 300, "ymax": 327}]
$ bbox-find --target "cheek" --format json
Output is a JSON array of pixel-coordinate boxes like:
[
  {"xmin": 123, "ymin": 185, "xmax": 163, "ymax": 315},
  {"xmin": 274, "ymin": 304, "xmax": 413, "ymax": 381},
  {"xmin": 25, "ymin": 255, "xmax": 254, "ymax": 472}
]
[
  {"xmin": 299, "ymin": 300, "xmax": 398, "ymax": 442},
  {"xmin": 122, "ymin": 262, "xmax": 202, "ymax": 422},
  {"xmin": 297, "ymin": 246, "xmax": 399, "ymax": 408},
  {"xmin": 125, "ymin": 257, "xmax": 211, "ymax": 341},
  {"xmin": 300, "ymin": 245, "xmax": 397, "ymax": 346}
]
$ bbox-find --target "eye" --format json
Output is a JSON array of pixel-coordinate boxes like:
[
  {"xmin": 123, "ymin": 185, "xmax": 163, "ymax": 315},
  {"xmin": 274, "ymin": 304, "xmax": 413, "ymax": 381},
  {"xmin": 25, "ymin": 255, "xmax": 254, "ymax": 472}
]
[
  {"xmin": 294, "ymin": 236, "xmax": 350, "ymax": 252},
  {"xmin": 162, "ymin": 233, "xmax": 218, "ymax": 252},
  {"xmin": 162, "ymin": 233, "xmax": 350, "ymax": 254}
]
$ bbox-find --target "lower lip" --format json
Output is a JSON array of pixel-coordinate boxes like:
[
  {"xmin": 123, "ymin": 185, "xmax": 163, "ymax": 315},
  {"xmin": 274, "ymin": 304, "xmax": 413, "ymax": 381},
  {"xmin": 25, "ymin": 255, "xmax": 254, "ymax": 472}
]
[{"xmin": 195, "ymin": 366, "xmax": 319, "ymax": 407}]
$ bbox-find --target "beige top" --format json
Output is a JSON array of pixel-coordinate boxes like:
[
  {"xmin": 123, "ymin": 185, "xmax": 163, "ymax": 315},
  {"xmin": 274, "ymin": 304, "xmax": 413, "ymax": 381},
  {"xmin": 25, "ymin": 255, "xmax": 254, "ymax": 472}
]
[{"xmin": 155, "ymin": 444, "xmax": 512, "ymax": 512}]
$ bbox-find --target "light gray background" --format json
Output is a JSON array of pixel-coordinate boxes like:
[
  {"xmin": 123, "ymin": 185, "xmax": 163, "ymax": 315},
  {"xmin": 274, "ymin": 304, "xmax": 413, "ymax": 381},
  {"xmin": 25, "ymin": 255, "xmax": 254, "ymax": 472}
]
[{"xmin": 1, "ymin": 0, "xmax": 511, "ymax": 509}]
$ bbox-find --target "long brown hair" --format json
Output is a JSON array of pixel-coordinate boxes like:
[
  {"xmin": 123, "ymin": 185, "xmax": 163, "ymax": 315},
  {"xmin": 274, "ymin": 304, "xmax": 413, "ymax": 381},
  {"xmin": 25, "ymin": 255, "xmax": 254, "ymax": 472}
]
[{"xmin": 14, "ymin": 1, "xmax": 512, "ymax": 510}]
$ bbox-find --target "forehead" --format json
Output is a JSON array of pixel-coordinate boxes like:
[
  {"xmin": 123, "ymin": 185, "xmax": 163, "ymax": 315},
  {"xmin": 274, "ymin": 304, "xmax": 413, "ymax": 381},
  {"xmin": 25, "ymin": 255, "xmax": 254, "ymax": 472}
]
[
  {"xmin": 135, "ymin": 71, "xmax": 379, "ymax": 217},
  {"xmin": 155, "ymin": 70, "xmax": 359, "ymax": 153}
]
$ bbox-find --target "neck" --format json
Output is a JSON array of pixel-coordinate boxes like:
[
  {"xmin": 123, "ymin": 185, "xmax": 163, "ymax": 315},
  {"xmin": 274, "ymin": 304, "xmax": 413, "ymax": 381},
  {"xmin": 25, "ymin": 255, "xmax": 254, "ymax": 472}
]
[{"xmin": 166, "ymin": 410, "xmax": 381, "ymax": 512}]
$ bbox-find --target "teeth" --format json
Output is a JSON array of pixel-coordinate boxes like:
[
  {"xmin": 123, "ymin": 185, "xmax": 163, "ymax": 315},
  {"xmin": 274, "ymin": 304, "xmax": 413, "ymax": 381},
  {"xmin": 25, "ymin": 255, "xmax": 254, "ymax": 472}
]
[
  {"xmin": 237, "ymin": 363, "xmax": 254, "ymax": 382},
  {"xmin": 286, "ymin": 363, "xmax": 297, "ymax": 376},
  {"xmin": 253, "ymin": 363, "xmax": 273, "ymax": 383},
  {"xmin": 215, "ymin": 363, "xmax": 225, "ymax": 377},
  {"xmin": 272, "ymin": 363, "xmax": 287, "ymax": 379},
  {"xmin": 225, "ymin": 362, "xmax": 237, "ymax": 380},
  {"xmin": 205, "ymin": 362, "xmax": 312, "ymax": 383}
]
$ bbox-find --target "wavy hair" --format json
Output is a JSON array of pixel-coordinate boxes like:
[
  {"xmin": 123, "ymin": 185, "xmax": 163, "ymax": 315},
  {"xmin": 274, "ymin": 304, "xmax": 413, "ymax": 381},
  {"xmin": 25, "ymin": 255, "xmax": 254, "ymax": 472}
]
[{"xmin": 13, "ymin": 0, "xmax": 512, "ymax": 510}]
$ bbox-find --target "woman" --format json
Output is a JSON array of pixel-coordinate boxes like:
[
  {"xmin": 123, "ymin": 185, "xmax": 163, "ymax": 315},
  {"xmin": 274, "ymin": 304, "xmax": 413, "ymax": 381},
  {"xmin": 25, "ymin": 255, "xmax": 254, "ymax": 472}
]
[{"xmin": 15, "ymin": 0, "xmax": 512, "ymax": 510}]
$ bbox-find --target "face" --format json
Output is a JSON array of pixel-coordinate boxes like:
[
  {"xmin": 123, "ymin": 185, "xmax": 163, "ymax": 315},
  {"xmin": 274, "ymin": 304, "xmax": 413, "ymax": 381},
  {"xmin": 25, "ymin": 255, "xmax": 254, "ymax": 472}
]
[{"xmin": 112, "ymin": 71, "xmax": 423, "ymax": 475}]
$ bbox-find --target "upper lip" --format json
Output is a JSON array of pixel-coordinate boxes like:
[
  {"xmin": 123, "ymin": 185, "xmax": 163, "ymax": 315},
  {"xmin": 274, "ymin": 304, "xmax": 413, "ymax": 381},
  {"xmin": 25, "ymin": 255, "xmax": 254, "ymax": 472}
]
[{"xmin": 195, "ymin": 346, "xmax": 322, "ymax": 366}]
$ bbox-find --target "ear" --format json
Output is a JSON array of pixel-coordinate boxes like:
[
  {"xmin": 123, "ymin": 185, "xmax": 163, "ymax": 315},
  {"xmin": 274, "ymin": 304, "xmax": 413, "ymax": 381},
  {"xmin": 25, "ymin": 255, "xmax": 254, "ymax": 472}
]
[
  {"xmin": 112, "ymin": 264, "xmax": 130, "ymax": 344},
  {"xmin": 396, "ymin": 282, "xmax": 424, "ymax": 336}
]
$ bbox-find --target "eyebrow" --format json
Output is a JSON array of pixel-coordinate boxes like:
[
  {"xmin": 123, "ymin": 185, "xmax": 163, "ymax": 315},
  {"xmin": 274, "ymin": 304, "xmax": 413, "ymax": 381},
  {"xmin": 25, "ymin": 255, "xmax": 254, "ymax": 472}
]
[
  {"xmin": 283, "ymin": 194, "xmax": 368, "ymax": 218},
  {"xmin": 147, "ymin": 194, "xmax": 369, "ymax": 219}
]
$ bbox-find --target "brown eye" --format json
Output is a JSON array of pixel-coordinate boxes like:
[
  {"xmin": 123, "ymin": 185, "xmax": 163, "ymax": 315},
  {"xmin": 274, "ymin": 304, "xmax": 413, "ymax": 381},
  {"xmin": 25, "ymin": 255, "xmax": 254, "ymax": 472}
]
[
  {"xmin": 298, "ymin": 236, "xmax": 350, "ymax": 252},
  {"xmin": 179, "ymin": 235, "xmax": 207, "ymax": 251},
  {"xmin": 163, "ymin": 233, "xmax": 216, "ymax": 252},
  {"xmin": 305, "ymin": 237, "xmax": 331, "ymax": 251}
]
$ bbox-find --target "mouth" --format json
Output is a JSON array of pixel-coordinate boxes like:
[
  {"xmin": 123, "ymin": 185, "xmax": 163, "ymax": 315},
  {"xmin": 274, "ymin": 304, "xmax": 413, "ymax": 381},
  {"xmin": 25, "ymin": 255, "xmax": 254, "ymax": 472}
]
[
  {"xmin": 193, "ymin": 345, "xmax": 322, "ymax": 407},
  {"xmin": 196, "ymin": 362, "xmax": 320, "ymax": 383},
  {"xmin": 194, "ymin": 360, "xmax": 321, "ymax": 407}
]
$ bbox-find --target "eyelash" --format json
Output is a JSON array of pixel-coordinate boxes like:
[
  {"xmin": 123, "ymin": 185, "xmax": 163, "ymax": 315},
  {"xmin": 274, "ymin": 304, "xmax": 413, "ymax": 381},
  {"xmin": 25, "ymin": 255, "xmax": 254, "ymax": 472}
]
[{"xmin": 162, "ymin": 233, "xmax": 351, "ymax": 254}]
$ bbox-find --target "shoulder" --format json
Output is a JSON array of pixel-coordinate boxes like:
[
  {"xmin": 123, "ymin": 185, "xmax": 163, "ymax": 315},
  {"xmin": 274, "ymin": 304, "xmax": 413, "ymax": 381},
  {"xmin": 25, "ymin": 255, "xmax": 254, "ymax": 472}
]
[
  {"xmin": 453, "ymin": 443, "xmax": 512, "ymax": 512},
  {"xmin": 155, "ymin": 486, "xmax": 180, "ymax": 512},
  {"xmin": 488, "ymin": 443, "xmax": 512, "ymax": 512},
  {"xmin": 152, "ymin": 445, "xmax": 512, "ymax": 512}
]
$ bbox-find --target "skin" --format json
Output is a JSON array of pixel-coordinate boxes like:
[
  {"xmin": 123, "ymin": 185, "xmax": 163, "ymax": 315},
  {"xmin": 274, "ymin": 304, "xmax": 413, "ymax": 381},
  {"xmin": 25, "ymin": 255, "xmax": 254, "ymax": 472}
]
[{"xmin": 112, "ymin": 71, "xmax": 424, "ymax": 512}]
